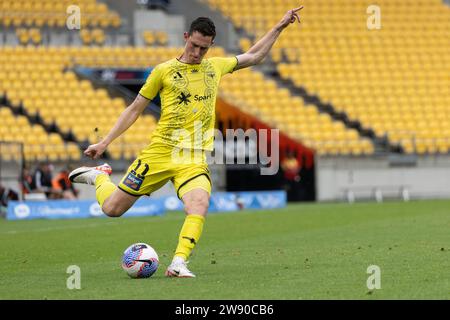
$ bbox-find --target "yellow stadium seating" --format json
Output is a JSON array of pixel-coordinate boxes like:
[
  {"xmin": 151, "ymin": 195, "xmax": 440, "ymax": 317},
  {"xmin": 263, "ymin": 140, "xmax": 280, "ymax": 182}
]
[
  {"xmin": 219, "ymin": 67, "xmax": 374, "ymax": 155},
  {"xmin": 0, "ymin": 106, "xmax": 81, "ymax": 161},
  {"xmin": 0, "ymin": 46, "xmax": 219, "ymax": 160},
  {"xmin": 204, "ymin": 0, "xmax": 450, "ymax": 155},
  {"xmin": 0, "ymin": 0, "xmax": 121, "ymax": 29}
]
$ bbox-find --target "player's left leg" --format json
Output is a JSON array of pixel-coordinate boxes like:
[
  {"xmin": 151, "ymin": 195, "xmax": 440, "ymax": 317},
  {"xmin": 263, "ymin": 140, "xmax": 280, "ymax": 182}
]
[
  {"xmin": 69, "ymin": 163, "xmax": 139, "ymax": 217},
  {"xmin": 166, "ymin": 173, "xmax": 211, "ymax": 278},
  {"xmin": 176, "ymin": 187, "xmax": 210, "ymax": 256}
]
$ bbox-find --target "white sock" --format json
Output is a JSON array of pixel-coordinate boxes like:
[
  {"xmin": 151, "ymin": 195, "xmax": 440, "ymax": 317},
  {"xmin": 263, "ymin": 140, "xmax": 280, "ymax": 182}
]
[{"xmin": 172, "ymin": 256, "xmax": 185, "ymax": 265}]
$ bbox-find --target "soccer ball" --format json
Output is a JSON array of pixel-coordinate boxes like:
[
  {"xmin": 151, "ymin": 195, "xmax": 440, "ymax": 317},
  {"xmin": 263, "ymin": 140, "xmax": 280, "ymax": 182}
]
[{"xmin": 122, "ymin": 243, "xmax": 159, "ymax": 278}]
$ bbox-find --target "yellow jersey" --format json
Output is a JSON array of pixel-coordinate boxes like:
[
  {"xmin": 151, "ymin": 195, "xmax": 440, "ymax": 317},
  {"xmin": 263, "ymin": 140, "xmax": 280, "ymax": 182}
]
[{"xmin": 139, "ymin": 57, "xmax": 238, "ymax": 151}]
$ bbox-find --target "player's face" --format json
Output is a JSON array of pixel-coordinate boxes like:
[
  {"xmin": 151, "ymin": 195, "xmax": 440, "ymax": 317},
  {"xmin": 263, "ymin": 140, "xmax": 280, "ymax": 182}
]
[{"xmin": 183, "ymin": 31, "xmax": 214, "ymax": 64}]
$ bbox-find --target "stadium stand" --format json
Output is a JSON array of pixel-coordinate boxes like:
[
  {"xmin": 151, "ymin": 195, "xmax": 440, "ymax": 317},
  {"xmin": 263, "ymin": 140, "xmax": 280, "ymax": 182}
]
[
  {"xmin": 219, "ymin": 68, "xmax": 374, "ymax": 155},
  {"xmin": 2, "ymin": 0, "xmax": 448, "ymax": 166},
  {"xmin": 0, "ymin": 0, "xmax": 121, "ymax": 28},
  {"xmin": 0, "ymin": 44, "xmax": 373, "ymax": 161},
  {"xmin": 0, "ymin": 46, "xmax": 160, "ymax": 161},
  {"xmin": 202, "ymin": 0, "xmax": 450, "ymax": 155},
  {"xmin": 0, "ymin": 46, "xmax": 224, "ymax": 161},
  {"xmin": 0, "ymin": 105, "xmax": 81, "ymax": 162},
  {"xmin": 0, "ymin": 0, "xmax": 379, "ymax": 163}
]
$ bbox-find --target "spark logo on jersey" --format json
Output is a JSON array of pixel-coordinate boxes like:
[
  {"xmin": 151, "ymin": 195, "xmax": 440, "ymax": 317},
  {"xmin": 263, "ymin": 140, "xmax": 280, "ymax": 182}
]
[{"xmin": 194, "ymin": 94, "xmax": 213, "ymax": 102}]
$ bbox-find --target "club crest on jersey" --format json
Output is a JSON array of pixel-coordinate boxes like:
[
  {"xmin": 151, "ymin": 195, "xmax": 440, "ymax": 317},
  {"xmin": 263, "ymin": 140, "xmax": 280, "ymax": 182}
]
[
  {"xmin": 123, "ymin": 172, "xmax": 143, "ymax": 191},
  {"xmin": 177, "ymin": 91, "xmax": 192, "ymax": 105}
]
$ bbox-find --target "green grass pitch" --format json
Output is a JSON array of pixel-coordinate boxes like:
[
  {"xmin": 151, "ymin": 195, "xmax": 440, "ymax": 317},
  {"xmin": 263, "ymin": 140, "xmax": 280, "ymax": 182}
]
[{"xmin": 0, "ymin": 200, "xmax": 449, "ymax": 299}]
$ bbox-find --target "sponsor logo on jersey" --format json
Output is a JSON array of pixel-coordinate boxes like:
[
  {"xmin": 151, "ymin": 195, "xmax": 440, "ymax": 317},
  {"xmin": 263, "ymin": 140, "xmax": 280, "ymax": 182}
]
[
  {"xmin": 123, "ymin": 172, "xmax": 143, "ymax": 191},
  {"xmin": 194, "ymin": 93, "xmax": 213, "ymax": 102}
]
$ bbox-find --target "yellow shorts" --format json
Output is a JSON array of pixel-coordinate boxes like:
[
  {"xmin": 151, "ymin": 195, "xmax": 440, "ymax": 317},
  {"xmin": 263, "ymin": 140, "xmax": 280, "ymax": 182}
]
[{"xmin": 118, "ymin": 145, "xmax": 212, "ymax": 199}]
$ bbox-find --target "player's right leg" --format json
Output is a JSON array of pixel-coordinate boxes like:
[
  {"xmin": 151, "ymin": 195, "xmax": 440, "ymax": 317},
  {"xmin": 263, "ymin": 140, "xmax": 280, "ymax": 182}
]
[
  {"xmin": 69, "ymin": 163, "xmax": 139, "ymax": 217},
  {"xmin": 100, "ymin": 188, "xmax": 140, "ymax": 217}
]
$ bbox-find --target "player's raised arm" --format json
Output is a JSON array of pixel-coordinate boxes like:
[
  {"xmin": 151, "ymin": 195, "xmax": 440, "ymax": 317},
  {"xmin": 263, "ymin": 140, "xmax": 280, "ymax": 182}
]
[
  {"xmin": 235, "ymin": 5, "xmax": 303, "ymax": 70},
  {"xmin": 83, "ymin": 94, "xmax": 149, "ymax": 159}
]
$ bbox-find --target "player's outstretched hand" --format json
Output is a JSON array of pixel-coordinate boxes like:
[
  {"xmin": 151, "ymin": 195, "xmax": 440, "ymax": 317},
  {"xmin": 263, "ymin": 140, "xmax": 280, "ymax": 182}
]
[
  {"xmin": 84, "ymin": 142, "xmax": 107, "ymax": 159},
  {"xmin": 278, "ymin": 5, "xmax": 303, "ymax": 30}
]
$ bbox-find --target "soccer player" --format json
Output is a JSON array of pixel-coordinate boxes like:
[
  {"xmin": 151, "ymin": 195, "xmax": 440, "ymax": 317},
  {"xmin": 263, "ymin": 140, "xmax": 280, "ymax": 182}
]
[{"xmin": 69, "ymin": 6, "xmax": 303, "ymax": 278}]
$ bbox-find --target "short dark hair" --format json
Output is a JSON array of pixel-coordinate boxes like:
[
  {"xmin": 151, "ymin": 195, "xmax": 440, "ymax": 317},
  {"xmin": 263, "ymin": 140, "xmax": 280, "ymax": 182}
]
[{"xmin": 189, "ymin": 17, "xmax": 216, "ymax": 40}]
